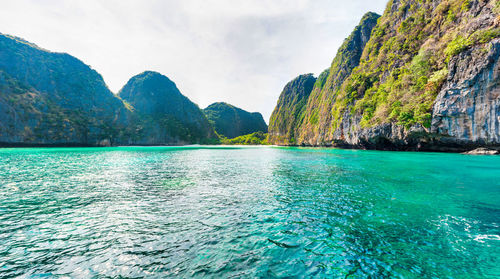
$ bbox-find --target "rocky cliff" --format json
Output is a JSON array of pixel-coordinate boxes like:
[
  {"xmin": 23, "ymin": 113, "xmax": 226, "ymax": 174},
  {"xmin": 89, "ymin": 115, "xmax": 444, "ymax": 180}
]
[
  {"xmin": 268, "ymin": 74, "xmax": 316, "ymax": 145},
  {"xmin": 204, "ymin": 102, "xmax": 267, "ymax": 138},
  {"xmin": 298, "ymin": 12, "xmax": 380, "ymax": 145},
  {"xmin": 269, "ymin": 0, "xmax": 500, "ymax": 151},
  {"xmin": 0, "ymin": 34, "xmax": 216, "ymax": 146},
  {"xmin": 431, "ymin": 38, "xmax": 500, "ymax": 147},
  {"xmin": 118, "ymin": 71, "xmax": 216, "ymax": 145},
  {"xmin": 0, "ymin": 34, "xmax": 128, "ymax": 146}
]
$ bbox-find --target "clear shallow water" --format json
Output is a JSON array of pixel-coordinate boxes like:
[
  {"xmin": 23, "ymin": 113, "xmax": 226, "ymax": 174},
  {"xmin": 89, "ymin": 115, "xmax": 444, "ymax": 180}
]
[{"xmin": 0, "ymin": 146, "xmax": 499, "ymax": 278}]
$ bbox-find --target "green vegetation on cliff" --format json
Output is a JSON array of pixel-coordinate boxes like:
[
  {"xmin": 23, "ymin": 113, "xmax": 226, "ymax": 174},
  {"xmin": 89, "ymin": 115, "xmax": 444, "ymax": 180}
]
[
  {"xmin": 118, "ymin": 71, "xmax": 216, "ymax": 144},
  {"xmin": 334, "ymin": 0, "xmax": 499, "ymax": 129},
  {"xmin": 269, "ymin": 0, "xmax": 500, "ymax": 148},
  {"xmin": 268, "ymin": 74, "xmax": 316, "ymax": 145},
  {"xmin": 0, "ymin": 33, "xmax": 128, "ymax": 145},
  {"xmin": 204, "ymin": 102, "xmax": 267, "ymax": 138},
  {"xmin": 0, "ymin": 33, "xmax": 270, "ymax": 146},
  {"xmin": 298, "ymin": 12, "xmax": 380, "ymax": 143},
  {"xmin": 220, "ymin": 131, "xmax": 268, "ymax": 145},
  {"xmin": 0, "ymin": 35, "xmax": 218, "ymax": 146}
]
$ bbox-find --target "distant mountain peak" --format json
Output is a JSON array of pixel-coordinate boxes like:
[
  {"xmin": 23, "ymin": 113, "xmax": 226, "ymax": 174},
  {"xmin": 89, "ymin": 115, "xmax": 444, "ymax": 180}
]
[
  {"xmin": 204, "ymin": 102, "xmax": 267, "ymax": 138},
  {"xmin": 0, "ymin": 34, "xmax": 216, "ymax": 146}
]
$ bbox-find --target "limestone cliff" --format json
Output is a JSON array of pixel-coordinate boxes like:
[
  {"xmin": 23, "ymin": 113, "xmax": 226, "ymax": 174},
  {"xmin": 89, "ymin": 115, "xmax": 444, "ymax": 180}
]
[
  {"xmin": 268, "ymin": 74, "xmax": 316, "ymax": 145},
  {"xmin": 298, "ymin": 12, "xmax": 380, "ymax": 145},
  {"xmin": 432, "ymin": 39, "xmax": 500, "ymax": 146},
  {"xmin": 203, "ymin": 102, "xmax": 267, "ymax": 138},
  {"xmin": 118, "ymin": 71, "xmax": 216, "ymax": 145},
  {"xmin": 269, "ymin": 0, "xmax": 500, "ymax": 151},
  {"xmin": 0, "ymin": 35, "xmax": 216, "ymax": 146},
  {"xmin": 0, "ymin": 34, "xmax": 128, "ymax": 146}
]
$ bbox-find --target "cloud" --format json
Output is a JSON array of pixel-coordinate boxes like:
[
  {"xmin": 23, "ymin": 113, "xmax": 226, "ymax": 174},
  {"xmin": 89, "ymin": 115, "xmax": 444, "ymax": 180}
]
[{"xmin": 0, "ymin": 0, "xmax": 388, "ymax": 122}]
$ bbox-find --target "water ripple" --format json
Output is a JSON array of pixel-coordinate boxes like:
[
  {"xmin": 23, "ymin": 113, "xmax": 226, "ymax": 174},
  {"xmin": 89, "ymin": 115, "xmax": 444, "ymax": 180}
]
[{"xmin": 0, "ymin": 146, "xmax": 499, "ymax": 278}]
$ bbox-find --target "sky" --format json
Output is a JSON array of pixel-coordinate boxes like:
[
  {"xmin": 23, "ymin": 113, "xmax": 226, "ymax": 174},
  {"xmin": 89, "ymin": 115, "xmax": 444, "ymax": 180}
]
[{"xmin": 0, "ymin": 0, "xmax": 388, "ymax": 122}]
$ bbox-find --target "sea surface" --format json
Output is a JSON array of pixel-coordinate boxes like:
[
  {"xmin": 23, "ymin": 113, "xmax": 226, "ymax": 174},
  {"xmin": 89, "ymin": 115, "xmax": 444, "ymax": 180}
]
[{"xmin": 0, "ymin": 146, "xmax": 499, "ymax": 278}]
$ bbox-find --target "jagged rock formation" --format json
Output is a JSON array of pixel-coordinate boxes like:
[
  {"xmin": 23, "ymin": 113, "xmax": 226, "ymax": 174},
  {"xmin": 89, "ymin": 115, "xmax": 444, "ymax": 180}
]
[
  {"xmin": 0, "ymin": 34, "xmax": 216, "ymax": 146},
  {"xmin": 269, "ymin": 0, "xmax": 500, "ymax": 151},
  {"xmin": 203, "ymin": 102, "xmax": 267, "ymax": 138},
  {"xmin": 268, "ymin": 74, "xmax": 316, "ymax": 145}
]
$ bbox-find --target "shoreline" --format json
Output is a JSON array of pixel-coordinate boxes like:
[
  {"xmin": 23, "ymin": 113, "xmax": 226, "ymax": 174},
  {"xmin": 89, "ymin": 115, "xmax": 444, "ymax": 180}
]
[{"xmin": 1, "ymin": 142, "xmax": 499, "ymax": 154}]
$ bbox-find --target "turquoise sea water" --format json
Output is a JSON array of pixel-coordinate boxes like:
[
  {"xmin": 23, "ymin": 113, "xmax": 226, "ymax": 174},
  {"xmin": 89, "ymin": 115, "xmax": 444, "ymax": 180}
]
[{"xmin": 0, "ymin": 146, "xmax": 499, "ymax": 278}]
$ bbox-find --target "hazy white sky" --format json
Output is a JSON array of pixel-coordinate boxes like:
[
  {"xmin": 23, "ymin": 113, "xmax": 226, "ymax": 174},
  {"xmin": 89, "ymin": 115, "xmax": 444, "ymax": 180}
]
[{"xmin": 0, "ymin": 0, "xmax": 387, "ymax": 121}]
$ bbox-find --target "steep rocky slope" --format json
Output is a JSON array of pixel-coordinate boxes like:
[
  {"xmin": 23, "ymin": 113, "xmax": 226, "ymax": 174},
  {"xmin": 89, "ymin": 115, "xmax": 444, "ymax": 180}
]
[
  {"xmin": 268, "ymin": 74, "xmax": 316, "ymax": 145},
  {"xmin": 0, "ymin": 34, "xmax": 217, "ymax": 146},
  {"xmin": 0, "ymin": 34, "xmax": 128, "ymax": 146},
  {"xmin": 298, "ymin": 12, "xmax": 380, "ymax": 145},
  {"xmin": 203, "ymin": 102, "xmax": 267, "ymax": 138},
  {"xmin": 118, "ymin": 71, "xmax": 216, "ymax": 145},
  {"xmin": 269, "ymin": 0, "xmax": 500, "ymax": 151},
  {"xmin": 431, "ymin": 38, "xmax": 500, "ymax": 146}
]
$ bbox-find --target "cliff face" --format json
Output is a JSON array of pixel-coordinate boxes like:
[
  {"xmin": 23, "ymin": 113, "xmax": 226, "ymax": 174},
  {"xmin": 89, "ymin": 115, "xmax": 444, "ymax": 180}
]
[
  {"xmin": 269, "ymin": 0, "xmax": 500, "ymax": 151},
  {"xmin": 0, "ymin": 35, "xmax": 216, "ymax": 146},
  {"xmin": 118, "ymin": 71, "xmax": 216, "ymax": 145},
  {"xmin": 0, "ymin": 34, "xmax": 128, "ymax": 146},
  {"xmin": 268, "ymin": 74, "xmax": 316, "ymax": 145},
  {"xmin": 432, "ymin": 38, "xmax": 500, "ymax": 146},
  {"xmin": 203, "ymin": 102, "xmax": 267, "ymax": 138},
  {"xmin": 298, "ymin": 12, "xmax": 380, "ymax": 144}
]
